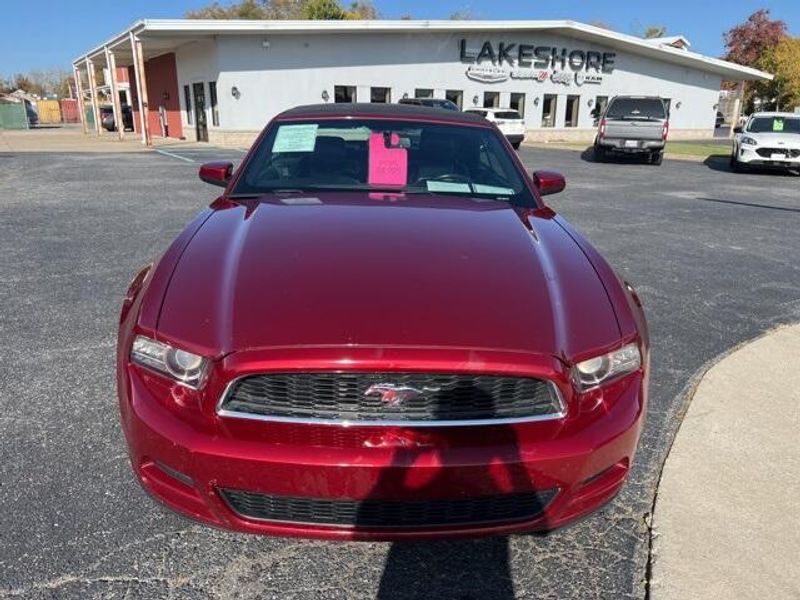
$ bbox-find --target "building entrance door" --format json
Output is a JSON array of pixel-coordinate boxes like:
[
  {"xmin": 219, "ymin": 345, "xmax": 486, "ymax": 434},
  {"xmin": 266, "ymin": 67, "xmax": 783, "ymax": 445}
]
[{"xmin": 192, "ymin": 82, "xmax": 208, "ymax": 142}]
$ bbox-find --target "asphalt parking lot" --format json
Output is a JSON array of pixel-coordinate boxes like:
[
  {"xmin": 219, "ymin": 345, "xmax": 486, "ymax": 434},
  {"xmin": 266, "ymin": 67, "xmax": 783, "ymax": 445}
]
[{"xmin": 1, "ymin": 142, "xmax": 799, "ymax": 600}]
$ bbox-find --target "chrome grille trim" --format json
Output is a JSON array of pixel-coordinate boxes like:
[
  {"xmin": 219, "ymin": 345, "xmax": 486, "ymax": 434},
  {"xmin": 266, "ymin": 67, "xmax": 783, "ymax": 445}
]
[{"xmin": 215, "ymin": 372, "xmax": 566, "ymax": 427}]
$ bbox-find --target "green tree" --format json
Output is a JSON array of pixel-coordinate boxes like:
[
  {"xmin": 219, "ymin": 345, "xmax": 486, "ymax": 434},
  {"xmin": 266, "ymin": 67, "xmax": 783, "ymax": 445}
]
[
  {"xmin": 643, "ymin": 26, "xmax": 667, "ymax": 39},
  {"xmin": 722, "ymin": 9, "xmax": 788, "ymax": 111},
  {"xmin": 186, "ymin": 0, "xmax": 269, "ymax": 18},
  {"xmin": 186, "ymin": 0, "xmax": 376, "ymax": 20},
  {"xmin": 301, "ymin": 0, "xmax": 345, "ymax": 19},
  {"xmin": 346, "ymin": 1, "xmax": 377, "ymax": 19},
  {"xmin": 760, "ymin": 37, "xmax": 800, "ymax": 111}
]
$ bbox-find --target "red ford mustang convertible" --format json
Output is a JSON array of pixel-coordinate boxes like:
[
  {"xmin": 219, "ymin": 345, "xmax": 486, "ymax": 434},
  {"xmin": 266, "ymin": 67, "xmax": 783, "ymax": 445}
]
[{"xmin": 117, "ymin": 104, "xmax": 648, "ymax": 540}]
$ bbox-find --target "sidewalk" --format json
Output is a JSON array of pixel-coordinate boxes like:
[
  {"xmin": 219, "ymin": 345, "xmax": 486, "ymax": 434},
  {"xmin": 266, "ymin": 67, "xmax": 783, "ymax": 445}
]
[
  {"xmin": 0, "ymin": 126, "xmax": 206, "ymax": 153},
  {"xmin": 651, "ymin": 323, "xmax": 800, "ymax": 599}
]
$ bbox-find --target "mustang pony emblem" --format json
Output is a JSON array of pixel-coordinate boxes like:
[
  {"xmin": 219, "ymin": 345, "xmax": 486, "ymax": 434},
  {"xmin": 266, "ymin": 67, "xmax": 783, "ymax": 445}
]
[{"xmin": 364, "ymin": 383, "xmax": 441, "ymax": 406}]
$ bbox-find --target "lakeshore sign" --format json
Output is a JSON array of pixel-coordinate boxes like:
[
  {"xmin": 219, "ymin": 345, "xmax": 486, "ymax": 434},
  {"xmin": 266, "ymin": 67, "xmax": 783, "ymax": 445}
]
[{"xmin": 460, "ymin": 38, "xmax": 615, "ymax": 86}]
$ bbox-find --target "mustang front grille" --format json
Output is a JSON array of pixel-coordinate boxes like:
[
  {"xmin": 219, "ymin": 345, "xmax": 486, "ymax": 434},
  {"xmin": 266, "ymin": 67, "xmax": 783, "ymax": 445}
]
[
  {"xmin": 217, "ymin": 372, "xmax": 564, "ymax": 424},
  {"xmin": 219, "ymin": 488, "xmax": 559, "ymax": 528}
]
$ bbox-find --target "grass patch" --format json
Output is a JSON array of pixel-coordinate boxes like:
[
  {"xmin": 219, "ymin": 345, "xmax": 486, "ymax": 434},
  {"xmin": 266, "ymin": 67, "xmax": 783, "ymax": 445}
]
[
  {"xmin": 665, "ymin": 142, "xmax": 732, "ymax": 157},
  {"xmin": 533, "ymin": 140, "xmax": 734, "ymax": 161}
]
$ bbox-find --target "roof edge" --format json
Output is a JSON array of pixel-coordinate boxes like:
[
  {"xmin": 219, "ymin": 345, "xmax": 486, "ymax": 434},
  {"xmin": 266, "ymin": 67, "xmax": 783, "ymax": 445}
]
[{"xmin": 72, "ymin": 19, "xmax": 773, "ymax": 81}]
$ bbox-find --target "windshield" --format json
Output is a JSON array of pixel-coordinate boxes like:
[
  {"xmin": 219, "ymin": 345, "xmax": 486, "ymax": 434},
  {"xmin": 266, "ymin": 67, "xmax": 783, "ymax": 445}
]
[
  {"xmin": 495, "ymin": 111, "xmax": 522, "ymax": 120},
  {"xmin": 606, "ymin": 98, "xmax": 666, "ymax": 120},
  {"xmin": 747, "ymin": 116, "xmax": 800, "ymax": 134},
  {"xmin": 232, "ymin": 119, "xmax": 533, "ymax": 203}
]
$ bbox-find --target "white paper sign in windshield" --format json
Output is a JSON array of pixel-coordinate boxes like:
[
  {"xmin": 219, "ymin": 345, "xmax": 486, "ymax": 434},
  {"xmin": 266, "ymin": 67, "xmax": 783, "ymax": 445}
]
[
  {"xmin": 426, "ymin": 181, "xmax": 471, "ymax": 193},
  {"xmin": 272, "ymin": 124, "xmax": 318, "ymax": 152},
  {"xmin": 473, "ymin": 184, "xmax": 514, "ymax": 195}
]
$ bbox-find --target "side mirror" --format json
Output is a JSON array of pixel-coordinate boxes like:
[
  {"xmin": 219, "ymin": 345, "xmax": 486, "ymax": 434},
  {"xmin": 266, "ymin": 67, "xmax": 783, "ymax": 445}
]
[
  {"xmin": 733, "ymin": 126, "xmax": 743, "ymax": 134},
  {"xmin": 199, "ymin": 161, "xmax": 233, "ymax": 188},
  {"xmin": 532, "ymin": 170, "xmax": 566, "ymax": 196}
]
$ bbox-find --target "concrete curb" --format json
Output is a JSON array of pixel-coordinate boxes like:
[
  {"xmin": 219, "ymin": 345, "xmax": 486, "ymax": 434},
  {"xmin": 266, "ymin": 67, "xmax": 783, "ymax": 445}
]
[
  {"xmin": 520, "ymin": 141, "xmax": 725, "ymax": 163},
  {"xmin": 650, "ymin": 323, "xmax": 800, "ymax": 599}
]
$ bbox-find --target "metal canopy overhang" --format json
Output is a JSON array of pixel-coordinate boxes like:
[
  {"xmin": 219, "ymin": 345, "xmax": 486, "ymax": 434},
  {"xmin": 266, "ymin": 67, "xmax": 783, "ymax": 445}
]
[{"xmin": 73, "ymin": 19, "xmax": 774, "ymax": 82}]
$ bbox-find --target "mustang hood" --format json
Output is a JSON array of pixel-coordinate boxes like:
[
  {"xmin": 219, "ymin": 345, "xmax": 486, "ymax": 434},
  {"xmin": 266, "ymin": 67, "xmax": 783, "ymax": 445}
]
[{"xmin": 156, "ymin": 195, "xmax": 620, "ymax": 359}]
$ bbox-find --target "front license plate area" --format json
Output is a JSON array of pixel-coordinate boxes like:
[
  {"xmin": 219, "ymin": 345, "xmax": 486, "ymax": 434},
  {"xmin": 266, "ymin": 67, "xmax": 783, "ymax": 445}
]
[{"xmin": 770, "ymin": 153, "xmax": 786, "ymax": 160}]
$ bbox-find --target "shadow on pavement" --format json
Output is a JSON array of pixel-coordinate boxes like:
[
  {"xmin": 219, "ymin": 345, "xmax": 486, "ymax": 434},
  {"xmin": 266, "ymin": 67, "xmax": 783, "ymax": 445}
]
[
  {"xmin": 696, "ymin": 196, "xmax": 800, "ymax": 213},
  {"xmin": 579, "ymin": 146, "xmax": 653, "ymax": 165},
  {"xmin": 361, "ymin": 383, "xmax": 552, "ymax": 600}
]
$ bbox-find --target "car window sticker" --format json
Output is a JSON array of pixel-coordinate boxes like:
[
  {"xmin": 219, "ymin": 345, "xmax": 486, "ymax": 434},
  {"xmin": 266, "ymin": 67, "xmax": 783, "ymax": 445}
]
[
  {"xmin": 368, "ymin": 132, "xmax": 408, "ymax": 186},
  {"xmin": 272, "ymin": 124, "xmax": 319, "ymax": 152},
  {"xmin": 473, "ymin": 184, "xmax": 514, "ymax": 195},
  {"xmin": 427, "ymin": 181, "xmax": 471, "ymax": 193},
  {"xmin": 773, "ymin": 119, "xmax": 784, "ymax": 132}
]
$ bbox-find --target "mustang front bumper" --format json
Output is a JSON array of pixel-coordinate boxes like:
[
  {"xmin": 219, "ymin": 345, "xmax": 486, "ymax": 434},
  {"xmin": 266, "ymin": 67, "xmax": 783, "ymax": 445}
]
[{"xmin": 118, "ymin": 349, "xmax": 646, "ymax": 541}]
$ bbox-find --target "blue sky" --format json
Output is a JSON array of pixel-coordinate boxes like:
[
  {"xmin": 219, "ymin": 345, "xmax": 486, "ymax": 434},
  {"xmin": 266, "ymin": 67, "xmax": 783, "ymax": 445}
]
[{"xmin": 1, "ymin": 1, "xmax": 797, "ymax": 74}]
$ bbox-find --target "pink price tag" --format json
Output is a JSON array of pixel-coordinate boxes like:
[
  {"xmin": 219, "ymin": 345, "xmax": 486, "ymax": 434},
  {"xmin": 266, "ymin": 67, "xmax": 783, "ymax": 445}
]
[{"xmin": 368, "ymin": 132, "xmax": 408, "ymax": 186}]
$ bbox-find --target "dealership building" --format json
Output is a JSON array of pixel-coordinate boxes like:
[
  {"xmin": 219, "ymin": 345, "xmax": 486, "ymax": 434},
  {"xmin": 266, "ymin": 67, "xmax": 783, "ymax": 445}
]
[{"xmin": 73, "ymin": 19, "xmax": 771, "ymax": 146}]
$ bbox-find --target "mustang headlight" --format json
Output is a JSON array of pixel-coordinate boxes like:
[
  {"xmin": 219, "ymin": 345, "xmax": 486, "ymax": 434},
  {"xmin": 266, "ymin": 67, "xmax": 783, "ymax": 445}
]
[
  {"xmin": 741, "ymin": 136, "xmax": 758, "ymax": 146},
  {"xmin": 573, "ymin": 343, "xmax": 641, "ymax": 391},
  {"xmin": 131, "ymin": 335, "xmax": 207, "ymax": 387}
]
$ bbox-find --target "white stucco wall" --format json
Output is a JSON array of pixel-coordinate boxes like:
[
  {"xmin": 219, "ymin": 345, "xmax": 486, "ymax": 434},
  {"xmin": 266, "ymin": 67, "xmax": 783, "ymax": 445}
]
[{"xmin": 173, "ymin": 30, "xmax": 723, "ymax": 140}]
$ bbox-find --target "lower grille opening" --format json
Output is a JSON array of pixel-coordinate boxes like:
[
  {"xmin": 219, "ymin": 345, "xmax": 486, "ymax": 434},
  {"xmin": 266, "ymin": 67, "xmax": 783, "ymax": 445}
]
[
  {"xmin": 755, "ymin": 147, "xmax": 800, "ymax": 158},
  {"xmin": 219, "ymin": 488, "xmax": 558, "ymax": 528}
]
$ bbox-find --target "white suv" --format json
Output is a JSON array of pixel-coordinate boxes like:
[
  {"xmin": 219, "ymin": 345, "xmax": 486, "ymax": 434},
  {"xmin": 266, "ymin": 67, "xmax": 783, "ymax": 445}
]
[
  {"xmin": 732, "ymin": 112, "xmax": 800, "ymax": 173},
  {"xmin": 465, "ymin": 108, "xmax": 526, "ymax": 149}
]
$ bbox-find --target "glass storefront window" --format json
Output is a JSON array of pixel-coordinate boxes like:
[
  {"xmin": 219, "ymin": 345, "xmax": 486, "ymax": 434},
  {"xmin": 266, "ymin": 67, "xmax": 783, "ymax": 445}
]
[
  {"xmin": 445, "ymin": 89, "xmax": 463, "ymax": 109},
  {"xmin": 184, "ymin": 85, "xmax": 192, "ymax": 125},
  {"xmin": 334, "ymin": 85, "xmax": 356, "ymax": 103},
  {"xmin": 209, "ymin": 81, "xmax": 219, "ymax": 126},
  {"xmin": 541, "ymin": 95, "xmax": 557, "ymax": 128},
  {"xmin": 510, "ymin": 93, "xmax": 526, "ymax": 118},
  {"xmin": 483, "ymin": 92, "xmax": 499, "ymax": 108},
  {"xmin": 415, "ymin": 88, "xmax": 434, "ymax": 98},
  {"xmin": 593, "ymin": 95, "xmax": 608, "ymax": 123},
  {"xmin": 565, "ymin": 95, "xmax": 580, "ymax": 128},
  {"xmin": 371, "ymin": 87, "xmax": 391, "ymax": 103}
]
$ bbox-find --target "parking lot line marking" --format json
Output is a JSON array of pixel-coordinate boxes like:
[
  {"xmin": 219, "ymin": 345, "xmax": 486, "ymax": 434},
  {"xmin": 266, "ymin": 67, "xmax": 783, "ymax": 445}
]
[{"xmin": 156, "ymin": 149, "xmax": 195, "ymax": 163}]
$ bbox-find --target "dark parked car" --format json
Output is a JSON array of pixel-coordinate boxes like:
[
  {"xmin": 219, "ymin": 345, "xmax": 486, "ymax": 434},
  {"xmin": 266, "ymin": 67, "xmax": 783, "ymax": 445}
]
[
  {"xmin": 594, "ymin": 96, "xmax": 669, "ymax": 165},
  {"xmin": 398, "ymin": 97, "xmax": 459, "ymax": 111},
  {"xmin": 118, "ymin": 103, "xmax": 648, "ymax": 540},
  {"xmin": 101, "ymin": 105, "xmax": 134, "ymax": 132}
]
